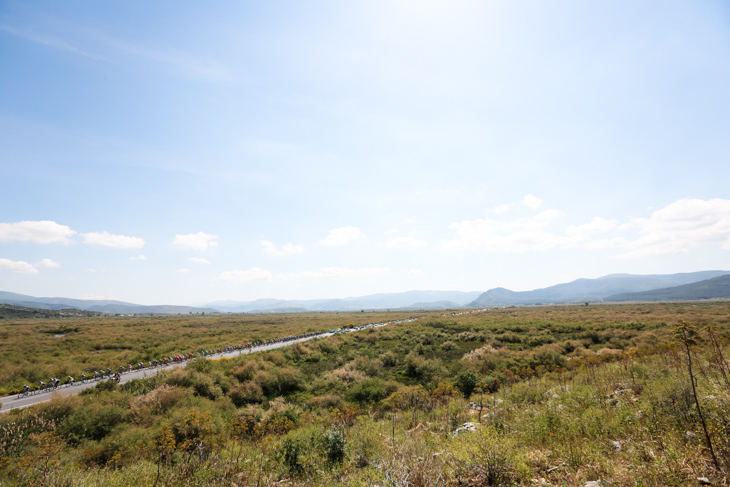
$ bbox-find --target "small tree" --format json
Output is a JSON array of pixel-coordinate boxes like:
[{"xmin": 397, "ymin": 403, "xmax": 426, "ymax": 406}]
[
  {"xmin": 17, "ymin": 432, "xmax": 66, "ymax": 487},
  {"xmin": 455, "ymin": 371, "xmax": 480, "ymax": 398},
  {"xmin": 705, "ymin": 325, "xmax": 730, "ymax": 391},
  {"xmin": 153, "ymin": 423, "xmax": 176, "ymax": 487},
  {"xmin": 674, "ymin": 320, "xmax": 719, "ymax": 471}
]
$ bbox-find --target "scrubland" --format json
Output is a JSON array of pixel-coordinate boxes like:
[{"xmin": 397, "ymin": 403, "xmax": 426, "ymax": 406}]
[{"xmin": 1, "ymin": 302, "xmax": 729, "ymax": 486}]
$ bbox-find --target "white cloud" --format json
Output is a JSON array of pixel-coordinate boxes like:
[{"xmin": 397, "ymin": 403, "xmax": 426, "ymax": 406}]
[
  {"xmin": 319, "ymin": 226, "xmax": 362, "ymax": 246},
  {"xmin": 130, "ymin": 254, "xmax": 148, "ymax": 261},
  {"xmin": 279, "ymin": 267, "xmax": 390, "ymax": 280},
  {"xmin": 443, "ymin": 210, "xmax": 570, "ymax": 252},
  {"xmin": 523, "ymin": 194, "xmax": 544, "ymax": 210},
  {"xmin": 177, "ymin": 268, "xmax": 190, "ymax": 274},
  {"xmin": 565, "ymin": 218, "xmax": 617, "ymax": 237},
  {"xmin": 386, "ymin": 236, "xmax": 427, "ymax": 249},
  {"xmin": 494, "ymin": 204, "xmax": 512, "ymax": 214},
  {"xmin": 35, "ymin": 258, "xmax": 61, "ymax": 268},
  {"xmin": 586, "ymin": 237, "xmax": 630, "ymax": 250},
  {"xmin": 83, "ymin": 231, "xmax": 145, "ymax": 249},
  {"xmin": 0, "ymin": 258, "xmax": 39, "ymax": 274},
  {"xmin": 409, "ymin": 269, "xmax": 426, "ymax": 277},
  {"xmin": 86, "ymin": 268, "xmax": 105, "ymax": 273},
  {"xmin": 0, "ymin": 220, "xmax": 76, "ymax": 244},
  {"xmin": 606, "ymin": 198, "xmax": 730, "ymax": 258},
  {"xmin": 217, "ymin": 267, "xmax": 273, "ymax": 283},
  {"xmin": 188, "ymin": 257, "xmax": 210, "ymax": 264},
  {"xmin": 261, "ymin": 240, "xmax": 305, "ymax": 256},
  {"xmin": 173, "ymin": 232, "xmax": 218, "ymax": 251}
]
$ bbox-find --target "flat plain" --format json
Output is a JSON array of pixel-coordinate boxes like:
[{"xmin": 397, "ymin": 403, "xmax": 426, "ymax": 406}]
[{"xmin": 1, "ymin": 302, "xmax": 728, "ymax": 486}]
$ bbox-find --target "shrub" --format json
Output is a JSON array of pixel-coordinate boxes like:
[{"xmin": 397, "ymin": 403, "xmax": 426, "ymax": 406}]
[
  {"xmin": 452, "ymin": 426, "xmax": 530, "ymax": 486},
  {"xmin": 60, "ymin": 403, "xmax": 128, "ymax": 444},
  {"xmin": 263, "ymin": 351, "xmax": 286, "ymax": 366},
  {"xmin": 455, "ymin": 371, "xmax": 480, "ymax": 397},
  {"xmin": 279, "ymin": 435, "xmax": 306, "ymax": 474},
  {"xmin": 405, "ymin": 354, "xmax": 425, "ymax": 377},
  {"xmin": 349, "ymin": 421, "xmax": 382, "ymax": 468},
  {"xmin": 322, "ymin": 428, "xmax": 345, "ymax": 464},
  {"xmin": 80, "ymin": 425, "xmax": 151, "ymax": 468},
  {"xmin": 162, "ymin": 369, "xmax": 223, "ymax": 400},
  {"xmin": 307, "ymin": 392, "xmax": 345, "ymax": 411},
  {"xmin": 253, "ymin": 370, "xmax": 279, "ymax": 397},
  {"xmin": 381, "ymin": 351, "xmax": 398, "ymax": 367},
  {"xmin": 231, "ymin": 361, "xmax": 259, "ymax": 382},
  {"xmin": 346, "ymin": 378, "xmax": 397, "ymax": 405},
  {"xmin": 130, "ymin": 384, "xmax": 189, "ymax": 415},
  {"xmin": 441, "ymin": 341, "xmax": 457, "ymax": 351},
  {"xmin": 352, "ymin": 356, "xmax": 383, "ymax": 377},
  {"xmin": 277, "ymin": 367, "xmax": 305, "ymax": 395},
  {"xmin": 228, "ymin": 381, "xmax": 264, "ymax": 406}
]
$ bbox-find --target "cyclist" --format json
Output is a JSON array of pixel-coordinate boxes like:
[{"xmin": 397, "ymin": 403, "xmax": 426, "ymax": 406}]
[{"xmin": 68, "ymin": 376, "xmax": 75, "ymax": 386}]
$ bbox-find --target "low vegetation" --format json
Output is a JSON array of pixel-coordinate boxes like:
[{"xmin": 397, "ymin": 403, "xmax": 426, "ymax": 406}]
[
  {"xmin": 1, "ymin": 302, "xmax": 729, "ymax": 486},
  {"xmin": 0, "ymin": 304, "xmax": 102, "ymax": 320}
]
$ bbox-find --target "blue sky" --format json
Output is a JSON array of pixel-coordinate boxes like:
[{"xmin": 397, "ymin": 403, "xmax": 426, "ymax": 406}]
[{"xmin": 1, "ymin": 0, "xmax": 730, "ymax": 305}]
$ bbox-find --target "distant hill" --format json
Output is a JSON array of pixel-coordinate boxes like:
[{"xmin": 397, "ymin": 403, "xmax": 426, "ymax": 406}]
[
  {"xmin": 204, "ymin": 290, "xmax": 483, "ymax": 312},
  {"xmin": 0, "ymin": 304, "xmax": 103, "ymax": 319},
  {"xmin": 403, "ymin": 300, "xmax": 462, "ymax": 309},
  {"xmin": 0, "ymin": 292, "xmax": 219, "ymax": 315},
  {"xmin": 0, "ymin": 299, "xmax": 81, "ymax": 310},
  {"xmin": 604, "ymin": 274, "xmax": 730, "ymax": 302},
  {"xmin": 467, "ymin": 271, "xmax": 730, "ymax": 307},
  {"xmin": 86, "ymin": 304, "xmax": 220, "ymax": 315},
  {"xmin": 5, "ymin": 271, "xmax": 729, "ymax": 316},
  {"xmin": 246, "ymin": 307, "xmax": 310, "ymax": 314}
]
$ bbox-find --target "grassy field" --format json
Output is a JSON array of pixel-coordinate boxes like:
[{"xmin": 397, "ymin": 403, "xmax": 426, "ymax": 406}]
[
  {"xmin": 1, "ymin": 302, "xmax": 729, "ymax": 486},
  {"xmin": 0, "ymin": 310, "xmax": 421, "ymax": 396}
]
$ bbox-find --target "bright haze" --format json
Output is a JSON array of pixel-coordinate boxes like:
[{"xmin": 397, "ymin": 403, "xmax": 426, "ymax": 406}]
[{"xmin": 1, "ymin": 1, "xmax": 729, "ymax": 306}]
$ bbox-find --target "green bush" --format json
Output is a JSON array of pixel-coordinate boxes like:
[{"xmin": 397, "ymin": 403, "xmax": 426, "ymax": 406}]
[
  {"xmin": 380, "ymin": 351, "xmax": 398, "ymax": 367},
  {"xmin": 279, "ymin": 435, "xmax": 306, "ymax": 474},
  {"xmin": 322, "ymin": 428, "xmax": 345, "ymax": 465},
  {"xmin": 228, "ymin": 381, "xmax": 264, "ymax": 406},
  {"xmin": 455, "ymin": 371, "xmax": 480, "ymax": 397},
  {"xmin": 346, "ymin": 378, "xmax": 396, "ymax": 405},
  {"xmin": 349, "ymin": 418, "xmax": 383, "ymax": 468},
  {"xmin": 452, "ymin": 426, "xmax": 530, "ymax": 486},
  {"xmin": 60, "ymin": 403, "xmax": 128, "ymax": 444}
]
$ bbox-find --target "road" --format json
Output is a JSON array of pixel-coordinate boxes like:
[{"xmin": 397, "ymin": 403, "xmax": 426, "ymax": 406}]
[
  {"xmin": 0, "ymin": 331, "xmax": 335, "ymax": 413},
  {"xmin": 0, "ymin": 319, "xmax": 412, "ymax": 413}
]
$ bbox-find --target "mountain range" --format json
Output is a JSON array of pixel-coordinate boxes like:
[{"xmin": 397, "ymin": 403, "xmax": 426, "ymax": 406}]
[
  {"xmin": 604, "ymin": 274, "xmax": 730, "ymax": 302},
  {"xmin": 0, "ymin": 292, "xmax": 219, "ymax": 315},
  {"xmin": 466, "ymin": 270, "xmax": 730, "ymax": 307},
  {"xmin": 2, "ymin": 270, "xmax": 729, "ymax": 315},
  {"xmin": 199, "ymin": 291, "xmax": 484, "ymax": 313}
]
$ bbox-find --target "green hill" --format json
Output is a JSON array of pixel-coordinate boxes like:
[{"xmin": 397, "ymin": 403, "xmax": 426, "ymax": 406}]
[
  {"xmin": 468, "ymin": 270, "xmax": 730, "ymax": 306},
  {"xmin": 0, "ymin": 304, "xmax": 103, "ymax": 319},
  {"xmin": 605, "ymin": 274, "xmax": 730, "ymax": 302}
]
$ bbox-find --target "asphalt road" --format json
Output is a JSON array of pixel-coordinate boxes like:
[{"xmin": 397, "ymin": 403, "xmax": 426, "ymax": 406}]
[{"xmin": 0, "ymin": 331, "xmax": 335, "ymax": 413}]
